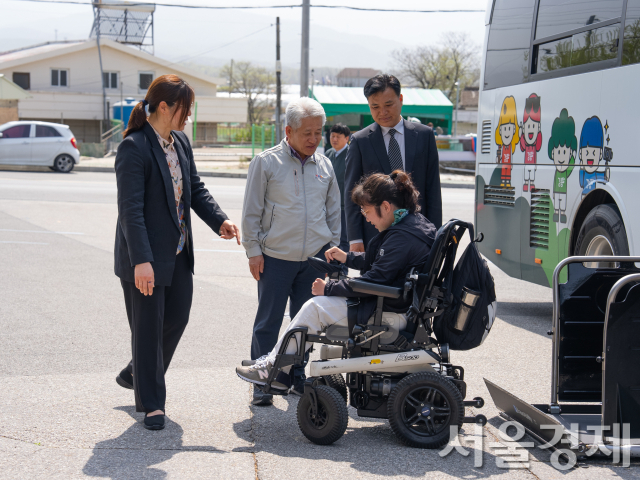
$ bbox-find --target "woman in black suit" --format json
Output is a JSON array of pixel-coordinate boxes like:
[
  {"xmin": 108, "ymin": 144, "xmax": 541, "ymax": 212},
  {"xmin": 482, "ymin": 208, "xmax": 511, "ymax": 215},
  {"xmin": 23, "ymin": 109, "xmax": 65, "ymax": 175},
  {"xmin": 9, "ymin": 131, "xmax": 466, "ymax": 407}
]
[{"xmin": 114, "ymin": 74, "xmax": 240, "ymax": 430}]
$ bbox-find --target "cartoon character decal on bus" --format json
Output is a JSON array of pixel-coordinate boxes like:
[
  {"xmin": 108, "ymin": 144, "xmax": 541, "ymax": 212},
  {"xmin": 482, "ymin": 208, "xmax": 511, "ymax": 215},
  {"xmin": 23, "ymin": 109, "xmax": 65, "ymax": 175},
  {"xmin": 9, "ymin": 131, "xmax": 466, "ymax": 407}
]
[
  {"xmin": 548, "ymin": 108, "xmax": 576, "ymax": 225},
  {"xmin": 495, "ymin": 96, "xmax": 519, "ymax": 187},
  {"xmin": 578, "ymin": 116, "xmax": 612, "ymax": 198},
  {"xmin": 519, "ymin": 93, "xmax": 542, "ymax": 192}
]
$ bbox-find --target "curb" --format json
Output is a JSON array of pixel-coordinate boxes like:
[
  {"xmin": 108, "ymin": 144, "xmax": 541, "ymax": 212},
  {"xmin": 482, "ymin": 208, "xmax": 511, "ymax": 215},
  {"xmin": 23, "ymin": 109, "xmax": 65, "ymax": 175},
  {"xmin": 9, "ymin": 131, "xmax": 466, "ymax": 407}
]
[
  {"xmin": 442, "ymin": 182, "xmax": 474, "ymax": 189},
  {"xmin": 74, "ymin": 165, "xmax": 248, "ymax": 178},
  {"xmin": 3, "ymin": 165, "xmax": 474, "ymax": 187}
]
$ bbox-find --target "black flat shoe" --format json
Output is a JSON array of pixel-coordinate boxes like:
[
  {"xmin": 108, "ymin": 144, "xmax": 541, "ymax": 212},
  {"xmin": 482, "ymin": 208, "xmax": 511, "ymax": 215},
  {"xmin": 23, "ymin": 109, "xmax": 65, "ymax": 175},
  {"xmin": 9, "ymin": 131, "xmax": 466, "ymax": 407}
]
[
  {"xmin": 116, "ymin": 368, "xmax": 134, "ymax": 390},
  {"xmin": 144, "ymin": 414, "xmax": 165, "ymax": 430}
]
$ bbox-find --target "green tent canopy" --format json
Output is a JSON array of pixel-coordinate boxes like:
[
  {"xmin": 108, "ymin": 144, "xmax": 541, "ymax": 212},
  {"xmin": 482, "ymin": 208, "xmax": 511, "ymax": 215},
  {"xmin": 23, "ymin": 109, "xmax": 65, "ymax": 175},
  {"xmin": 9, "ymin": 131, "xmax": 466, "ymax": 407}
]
[{"xmin": 310, "ymin": 85, "xmax": 453, "ymax": 131}]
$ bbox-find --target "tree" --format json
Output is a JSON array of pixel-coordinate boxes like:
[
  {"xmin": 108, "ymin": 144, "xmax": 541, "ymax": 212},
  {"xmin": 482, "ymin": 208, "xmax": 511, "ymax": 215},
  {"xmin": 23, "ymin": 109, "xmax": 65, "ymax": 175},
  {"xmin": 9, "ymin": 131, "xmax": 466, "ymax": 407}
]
[
  {"xmin": 219, "ymin": 61, "xmax": 275, "ymax": 125},
  {"xmin": 392, "ymin": 32, "xmax": 480, "ymax": 100}
]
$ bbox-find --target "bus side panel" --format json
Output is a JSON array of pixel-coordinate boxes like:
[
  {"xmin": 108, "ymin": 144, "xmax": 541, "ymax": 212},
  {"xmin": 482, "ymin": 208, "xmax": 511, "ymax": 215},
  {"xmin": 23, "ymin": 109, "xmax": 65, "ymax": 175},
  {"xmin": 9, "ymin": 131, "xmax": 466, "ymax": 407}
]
[
  {"xmin": 598, "ymin": 65, "xmax": 640, "ymax": 256},
  {"xmin": 476, "ymin": 164, "xmax": 523, "ymax": 279}
]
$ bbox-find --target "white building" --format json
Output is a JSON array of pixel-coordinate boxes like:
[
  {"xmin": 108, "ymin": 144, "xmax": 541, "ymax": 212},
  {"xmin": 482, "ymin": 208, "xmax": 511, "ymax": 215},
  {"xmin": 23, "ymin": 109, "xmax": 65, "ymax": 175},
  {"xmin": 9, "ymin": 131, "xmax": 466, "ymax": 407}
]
[{"xmin": 0, "ymin": 39, "xmax": 247, "ymax": 146}]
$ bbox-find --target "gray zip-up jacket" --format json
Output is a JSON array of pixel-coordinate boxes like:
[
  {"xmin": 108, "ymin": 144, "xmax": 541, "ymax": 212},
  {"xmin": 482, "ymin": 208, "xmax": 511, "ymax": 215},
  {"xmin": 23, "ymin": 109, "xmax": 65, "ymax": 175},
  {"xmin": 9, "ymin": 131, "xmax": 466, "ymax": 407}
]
[{"xmin": 241, "ymin": 140, "xmax": 342, "ymax": 261}]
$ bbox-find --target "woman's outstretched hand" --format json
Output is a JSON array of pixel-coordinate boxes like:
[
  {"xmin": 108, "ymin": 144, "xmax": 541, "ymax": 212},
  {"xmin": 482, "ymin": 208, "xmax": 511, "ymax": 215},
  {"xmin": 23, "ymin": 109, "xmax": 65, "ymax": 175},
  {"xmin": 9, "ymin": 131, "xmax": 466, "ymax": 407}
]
[
  {"xmin": 325, "ymin": 246, "xmax": 347, "ymax": 264},
  {"xmin": 220, "ymin": 220, "xmax": 241, "ymax": 245},
  {"xmin": 312, "ymin": 277, "xmax": 326, "ymax": 296},
  {"xmin": 135, "ymin": 262, "xmax": 155, "ymax": 296}
]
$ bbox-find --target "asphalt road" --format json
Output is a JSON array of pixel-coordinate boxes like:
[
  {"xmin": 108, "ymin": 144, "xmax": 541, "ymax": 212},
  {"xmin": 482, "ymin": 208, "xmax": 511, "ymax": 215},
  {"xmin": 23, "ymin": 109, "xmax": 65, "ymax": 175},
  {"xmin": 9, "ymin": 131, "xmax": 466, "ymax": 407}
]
[{"xmin": 0, "ymin": 170, "xmax": 637, "ymax": 479}]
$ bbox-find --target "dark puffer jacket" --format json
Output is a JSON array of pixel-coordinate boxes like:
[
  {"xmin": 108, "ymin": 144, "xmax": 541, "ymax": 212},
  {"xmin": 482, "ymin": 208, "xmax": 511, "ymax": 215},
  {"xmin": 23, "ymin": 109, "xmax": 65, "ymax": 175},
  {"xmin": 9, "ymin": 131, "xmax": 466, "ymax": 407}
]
[{"xmin": 324, "ymin": 212, "xmax": 436, "ymax": 324}]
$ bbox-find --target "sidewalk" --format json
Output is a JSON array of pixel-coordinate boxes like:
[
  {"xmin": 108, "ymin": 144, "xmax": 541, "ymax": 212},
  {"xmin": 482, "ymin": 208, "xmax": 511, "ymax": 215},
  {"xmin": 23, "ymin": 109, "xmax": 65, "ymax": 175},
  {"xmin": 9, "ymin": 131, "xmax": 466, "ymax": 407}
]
[{"xmin": 75, "ymin": 150, "xmax": 475, "ymax": 188}]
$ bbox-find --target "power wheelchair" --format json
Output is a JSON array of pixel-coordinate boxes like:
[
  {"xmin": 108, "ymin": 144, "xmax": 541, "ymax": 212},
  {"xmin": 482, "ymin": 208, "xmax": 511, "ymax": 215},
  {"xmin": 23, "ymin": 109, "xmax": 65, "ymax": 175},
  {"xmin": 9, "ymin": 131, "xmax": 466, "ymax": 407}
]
[{"xmin": 258, "ymin": 219, "xmax": 488, "ymax": 448}]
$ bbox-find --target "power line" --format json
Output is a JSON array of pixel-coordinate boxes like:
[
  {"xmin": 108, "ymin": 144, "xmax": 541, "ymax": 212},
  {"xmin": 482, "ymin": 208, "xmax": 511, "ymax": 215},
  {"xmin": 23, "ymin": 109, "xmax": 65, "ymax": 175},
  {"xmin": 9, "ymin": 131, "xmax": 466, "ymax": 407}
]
[{"xmin": 14, "ymin": 0, "xmax": 484, "ymax": 13}]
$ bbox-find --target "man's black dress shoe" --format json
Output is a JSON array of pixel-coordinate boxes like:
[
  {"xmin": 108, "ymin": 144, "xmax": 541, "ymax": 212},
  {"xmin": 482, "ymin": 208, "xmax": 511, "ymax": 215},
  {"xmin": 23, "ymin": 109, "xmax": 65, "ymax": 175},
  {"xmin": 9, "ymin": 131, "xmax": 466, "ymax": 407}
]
[
  {"xmin": 252, "ymin": 384, "xmax": 273, "ymax": 406},
  {"xmin": 144, "ymin": 414, "xmax": 165, "ymax": 430},
  {"xmin": 116, "ymin": 368, "xmax": 134, "ymax": 390}
]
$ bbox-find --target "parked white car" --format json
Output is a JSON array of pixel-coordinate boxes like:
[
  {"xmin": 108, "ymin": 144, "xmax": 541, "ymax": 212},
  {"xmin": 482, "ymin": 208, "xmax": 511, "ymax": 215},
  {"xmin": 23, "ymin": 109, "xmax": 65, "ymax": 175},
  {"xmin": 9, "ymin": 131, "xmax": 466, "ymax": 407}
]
[{"xmin": 0, "ymin": 121, "xmax": 80, "ymax": 173}]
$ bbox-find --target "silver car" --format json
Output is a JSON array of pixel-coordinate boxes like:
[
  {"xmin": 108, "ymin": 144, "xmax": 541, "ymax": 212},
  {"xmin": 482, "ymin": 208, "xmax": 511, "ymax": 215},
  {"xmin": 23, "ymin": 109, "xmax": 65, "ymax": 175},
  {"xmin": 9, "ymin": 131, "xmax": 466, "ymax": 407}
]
[{"xmin": 0, "ymin": 121, "xmax": 80, "ymax": 173}]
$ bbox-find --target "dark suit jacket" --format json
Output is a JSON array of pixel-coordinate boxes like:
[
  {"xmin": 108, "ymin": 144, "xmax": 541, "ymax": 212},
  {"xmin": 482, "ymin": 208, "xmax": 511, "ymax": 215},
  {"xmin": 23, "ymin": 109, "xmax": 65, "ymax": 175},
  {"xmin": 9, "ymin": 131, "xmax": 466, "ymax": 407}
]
[
  {"xmin": 114, "ymin": 123, "xmax": 229, "ymax": 286},
  {"xmin": 325, "ymin": 146, "xmax": 348, "ymax": 209},
  {"xmin": 344, "ymin": 119, "xmax": 442, "ymax": 246}
]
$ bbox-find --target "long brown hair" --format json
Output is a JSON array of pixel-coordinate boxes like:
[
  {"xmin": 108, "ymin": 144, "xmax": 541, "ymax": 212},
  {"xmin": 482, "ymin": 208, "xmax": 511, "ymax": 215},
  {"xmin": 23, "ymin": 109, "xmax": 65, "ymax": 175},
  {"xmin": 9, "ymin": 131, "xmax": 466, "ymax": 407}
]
[
  {"xmin": 351, "ymin": 170, "xmax": 420, "ymax": 215},
  {"xmin": 123, "ymin": 74, "xmax": 195, "ymax": 138}
]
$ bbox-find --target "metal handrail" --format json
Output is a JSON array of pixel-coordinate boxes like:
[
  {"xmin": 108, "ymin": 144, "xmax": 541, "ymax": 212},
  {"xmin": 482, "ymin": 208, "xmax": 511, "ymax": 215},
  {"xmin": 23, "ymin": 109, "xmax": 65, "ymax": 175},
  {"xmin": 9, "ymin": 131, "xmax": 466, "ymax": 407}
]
[
  {"xmin": 550, "ymin": 256, "xmax": 640, "ymax": 408},
  {"xmin": 101, "ymin": 123, "xmax": 123, "ymax": 142}
]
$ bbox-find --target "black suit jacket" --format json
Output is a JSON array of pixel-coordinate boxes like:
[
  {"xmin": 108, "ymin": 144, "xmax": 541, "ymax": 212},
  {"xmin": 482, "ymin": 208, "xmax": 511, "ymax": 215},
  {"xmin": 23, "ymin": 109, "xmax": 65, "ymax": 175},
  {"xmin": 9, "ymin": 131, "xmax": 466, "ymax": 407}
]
[
  {"xmin": 344, "ymin": 119, "xmax": 442, "ymax": 246},
  {"xmin": 114, "ymin": 123, "xmax": 229, "ymax": 286}
]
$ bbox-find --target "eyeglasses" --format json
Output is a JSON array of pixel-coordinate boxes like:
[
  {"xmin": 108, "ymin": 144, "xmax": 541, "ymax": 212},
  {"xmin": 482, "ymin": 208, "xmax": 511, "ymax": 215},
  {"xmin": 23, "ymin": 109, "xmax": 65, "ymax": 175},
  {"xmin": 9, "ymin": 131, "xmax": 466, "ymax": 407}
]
[{"xmin": 360, "ymin": 207, "xmax": 370, "ymax": 218}]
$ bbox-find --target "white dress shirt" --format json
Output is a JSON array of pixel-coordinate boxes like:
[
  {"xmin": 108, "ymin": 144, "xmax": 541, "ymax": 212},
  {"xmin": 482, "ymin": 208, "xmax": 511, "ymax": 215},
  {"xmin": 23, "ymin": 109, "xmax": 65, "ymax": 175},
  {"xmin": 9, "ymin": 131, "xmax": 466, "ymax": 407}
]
[
  {"xmin": 349, "ymin": 117, "xmax": 405, "ymax": 246},
  {"xmin": 380, "ymin": 117, "xmax": 405, "ymax": 170},
  {"xmin": 334, "ymin": 144, "xmax": 348, "ymax": 157}
]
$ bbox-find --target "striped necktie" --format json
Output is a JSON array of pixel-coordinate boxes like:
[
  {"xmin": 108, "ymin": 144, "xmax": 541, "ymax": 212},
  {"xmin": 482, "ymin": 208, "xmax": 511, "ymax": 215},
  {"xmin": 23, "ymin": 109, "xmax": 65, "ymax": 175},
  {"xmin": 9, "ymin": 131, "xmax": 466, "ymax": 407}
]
[{"xmin": 388, "ymin": 128, "xmax": 404, "ymax": 172}]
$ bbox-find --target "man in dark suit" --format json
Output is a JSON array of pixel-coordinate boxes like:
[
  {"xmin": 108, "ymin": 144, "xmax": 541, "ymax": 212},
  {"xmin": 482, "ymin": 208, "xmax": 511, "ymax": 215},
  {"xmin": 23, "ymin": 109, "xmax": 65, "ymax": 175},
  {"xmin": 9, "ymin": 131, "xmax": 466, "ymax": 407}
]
[
  {"xmin": 345, "ymin": 74, "xmax": 442, "ymax": 251},
  {"xmin": 324, "ymin": 123, "xmax": 351, "ymax": 255}
]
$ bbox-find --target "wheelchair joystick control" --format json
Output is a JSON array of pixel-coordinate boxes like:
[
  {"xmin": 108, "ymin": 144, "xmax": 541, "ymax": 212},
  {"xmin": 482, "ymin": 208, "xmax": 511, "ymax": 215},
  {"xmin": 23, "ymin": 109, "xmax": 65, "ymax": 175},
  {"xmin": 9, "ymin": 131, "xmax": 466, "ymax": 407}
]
[{"xmin": 345, "ymin": 338, "xmax": 355, "ymax": 351}]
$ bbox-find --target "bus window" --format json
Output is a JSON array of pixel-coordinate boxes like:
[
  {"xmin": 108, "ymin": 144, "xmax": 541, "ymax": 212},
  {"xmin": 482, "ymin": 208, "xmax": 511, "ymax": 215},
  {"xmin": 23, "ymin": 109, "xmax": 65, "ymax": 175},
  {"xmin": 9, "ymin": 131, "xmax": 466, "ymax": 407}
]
[
  {"xmin": 623, "ymin": 0, "xmax": 640, "ymax": 65},
  {"xmin": 535, "ymin": 0, "xmax": 624, "ymax": 40},
  {"xmin": 483, "ymin": 0, "xmax": 535, "ymax": 90},
  {"xmin": 535, "ymin": 23, "xmax": 620, "ymax": 73}
]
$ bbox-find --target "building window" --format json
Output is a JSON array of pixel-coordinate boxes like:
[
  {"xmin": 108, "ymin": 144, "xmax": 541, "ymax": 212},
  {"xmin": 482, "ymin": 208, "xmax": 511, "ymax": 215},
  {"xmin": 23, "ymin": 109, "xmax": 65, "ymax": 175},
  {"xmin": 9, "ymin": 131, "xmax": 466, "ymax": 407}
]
[
  {"xmin": 51, "ymin": 69, "xmax": 69, "ymax": 87},
  {"xmin": 12, "ymin": 72, "xmax": 30, "ymax": 90},
  {"xmin": 103, "ymin": 72, "xmax": 119, "ymax": 89},
  {"xmin": 139, "ymin": 72, "xmax": 154, "ymax": 90}
]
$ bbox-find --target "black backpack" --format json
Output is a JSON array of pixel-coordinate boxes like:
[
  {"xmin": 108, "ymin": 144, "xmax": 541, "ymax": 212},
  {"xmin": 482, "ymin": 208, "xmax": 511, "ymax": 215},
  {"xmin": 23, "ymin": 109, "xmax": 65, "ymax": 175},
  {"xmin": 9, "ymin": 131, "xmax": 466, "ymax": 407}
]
[{"xmin": 432, "ymin": 237, "xmax": 497, "ymax": 351}]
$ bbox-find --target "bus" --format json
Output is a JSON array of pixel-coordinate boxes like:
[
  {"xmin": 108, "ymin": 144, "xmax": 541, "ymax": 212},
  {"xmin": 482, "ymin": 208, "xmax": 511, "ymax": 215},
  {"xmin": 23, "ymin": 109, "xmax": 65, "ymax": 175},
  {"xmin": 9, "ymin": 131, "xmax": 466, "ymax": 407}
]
[{"xmin": 475, "ymin": 0, "xmax": 640, "ymax": 287}]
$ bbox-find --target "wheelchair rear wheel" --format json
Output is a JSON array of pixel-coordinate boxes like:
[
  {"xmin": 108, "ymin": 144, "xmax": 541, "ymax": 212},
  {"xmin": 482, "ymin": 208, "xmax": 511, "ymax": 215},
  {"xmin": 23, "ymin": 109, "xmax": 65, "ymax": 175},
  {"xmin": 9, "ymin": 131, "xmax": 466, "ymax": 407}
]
[
  {"xmin": 297, "ymin": 385, "xmax": 348, "ymax": 445},
  {"xmin": 387, "ymin": 372, "xmax": 464, "ymax": 449},
  {"xmin": 319, "ymin": 374, "xmax": 348, "ymax": 403}
]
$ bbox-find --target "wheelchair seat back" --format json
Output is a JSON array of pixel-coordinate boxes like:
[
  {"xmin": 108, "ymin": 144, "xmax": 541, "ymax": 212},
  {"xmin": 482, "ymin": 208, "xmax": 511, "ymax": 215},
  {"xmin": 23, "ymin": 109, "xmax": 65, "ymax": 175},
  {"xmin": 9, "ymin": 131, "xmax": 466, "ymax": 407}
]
[{"xmin": 558, "ymin": 261, "xmax": 640, "ymax": 402}]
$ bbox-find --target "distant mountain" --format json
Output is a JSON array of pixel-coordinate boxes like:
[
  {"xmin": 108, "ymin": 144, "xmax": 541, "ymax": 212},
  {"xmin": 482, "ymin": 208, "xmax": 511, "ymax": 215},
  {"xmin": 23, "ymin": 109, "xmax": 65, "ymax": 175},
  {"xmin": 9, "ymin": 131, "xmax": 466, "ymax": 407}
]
[{"xmin": 0, "ymin": 6, "xmax": 403, "ymax": 73}]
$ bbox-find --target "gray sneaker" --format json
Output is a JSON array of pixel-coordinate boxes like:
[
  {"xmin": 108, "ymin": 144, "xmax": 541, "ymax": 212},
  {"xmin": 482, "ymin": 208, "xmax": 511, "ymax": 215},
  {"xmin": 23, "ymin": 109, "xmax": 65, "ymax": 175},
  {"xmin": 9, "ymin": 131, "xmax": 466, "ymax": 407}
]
[{"xmin": 236, "ymin": 362, "xmax": 288, "ymax": 391}]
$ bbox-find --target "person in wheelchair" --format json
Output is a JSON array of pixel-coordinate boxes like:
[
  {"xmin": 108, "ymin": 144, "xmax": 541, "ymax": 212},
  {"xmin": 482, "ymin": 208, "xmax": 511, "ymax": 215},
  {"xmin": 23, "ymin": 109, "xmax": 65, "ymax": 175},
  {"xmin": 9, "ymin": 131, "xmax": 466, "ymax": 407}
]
[{"xmin": 236, "ymin": 170, "xmax": 436, "ymax": 392}]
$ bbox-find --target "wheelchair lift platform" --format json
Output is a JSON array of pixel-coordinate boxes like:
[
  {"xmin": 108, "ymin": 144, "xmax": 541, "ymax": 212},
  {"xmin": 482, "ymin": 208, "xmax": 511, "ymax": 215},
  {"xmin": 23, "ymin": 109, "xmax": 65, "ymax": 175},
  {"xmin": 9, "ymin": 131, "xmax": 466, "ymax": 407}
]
[{"xmin": 486, "ymin": 256, "xmax": 640, "ymax": 458}]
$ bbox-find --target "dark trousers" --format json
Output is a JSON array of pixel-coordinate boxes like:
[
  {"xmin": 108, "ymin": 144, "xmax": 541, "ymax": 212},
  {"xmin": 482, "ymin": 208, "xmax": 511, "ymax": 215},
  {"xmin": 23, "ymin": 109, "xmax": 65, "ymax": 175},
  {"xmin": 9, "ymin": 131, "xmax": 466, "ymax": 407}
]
[
  {"xmin": 121, "ymin": 250, "xmax": 193, "ymax": 413},
  {"xmin": 250, "ymin": 244, "xmax": 330, "ymax": 360}
]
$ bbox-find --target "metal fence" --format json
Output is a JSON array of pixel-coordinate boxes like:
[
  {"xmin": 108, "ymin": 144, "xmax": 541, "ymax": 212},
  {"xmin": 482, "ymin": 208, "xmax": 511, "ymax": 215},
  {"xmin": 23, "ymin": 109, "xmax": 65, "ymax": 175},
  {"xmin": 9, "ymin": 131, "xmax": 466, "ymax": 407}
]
[{"xmin": 215, "ymin": 124, "xmax": 277, "ymax": 156}]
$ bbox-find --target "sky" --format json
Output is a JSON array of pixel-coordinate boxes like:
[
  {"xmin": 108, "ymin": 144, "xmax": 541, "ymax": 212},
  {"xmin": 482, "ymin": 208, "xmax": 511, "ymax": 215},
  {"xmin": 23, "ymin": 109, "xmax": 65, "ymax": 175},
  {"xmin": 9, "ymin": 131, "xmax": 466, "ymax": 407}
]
[{"xmin": 0, "ymin": 0, "xmax": 489, "ymax": 72}]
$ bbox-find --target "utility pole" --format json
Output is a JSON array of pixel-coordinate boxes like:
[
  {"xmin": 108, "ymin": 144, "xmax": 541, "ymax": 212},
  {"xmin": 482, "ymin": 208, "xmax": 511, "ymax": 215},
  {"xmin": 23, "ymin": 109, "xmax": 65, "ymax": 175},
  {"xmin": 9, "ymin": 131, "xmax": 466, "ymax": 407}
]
[
  {"xmin": 120, "ymin": 80, "xmax": 124, "ymax": 133},
  {"xmin": 300, "ymin": 0, "xmax": 310, "ymax": 97},
  {"xmin": 229, "ymin": 59, "xmax": 233, "ymax": 97},
  {"xmin": 454, "ymin": 81, "xmax": 460, "ymax": 137},
  {"xmin": 275, "ymin": 17, "xmax": 282, "ymax": 143},
  {"xmin": 95, "ymin": 6, "xmax": 108, "ymax": 134}
]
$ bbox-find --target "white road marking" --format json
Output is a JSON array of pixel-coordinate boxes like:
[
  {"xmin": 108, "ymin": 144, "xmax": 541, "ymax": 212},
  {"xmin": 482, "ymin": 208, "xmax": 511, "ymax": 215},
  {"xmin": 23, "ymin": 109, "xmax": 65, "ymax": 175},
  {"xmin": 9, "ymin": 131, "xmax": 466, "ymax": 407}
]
[
  {"xmin": 0, "ymin": 229, "xmax": 84, "ymax": 235},
  {"xmin": 0, "ymin": 241, "xmax": 49, "ymax": 245},
  {"xmin": 195, "ymin": 249, "xmax": 245, "ymax": 253}
]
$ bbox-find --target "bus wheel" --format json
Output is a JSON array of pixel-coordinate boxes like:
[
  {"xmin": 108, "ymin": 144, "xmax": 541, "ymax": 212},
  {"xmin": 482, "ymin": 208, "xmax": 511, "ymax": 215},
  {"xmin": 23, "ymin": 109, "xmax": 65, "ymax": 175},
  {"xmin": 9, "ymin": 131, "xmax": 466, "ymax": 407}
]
[{"xmin": 574, "ymin": 204, "xmax": 629, "ymax": 268}]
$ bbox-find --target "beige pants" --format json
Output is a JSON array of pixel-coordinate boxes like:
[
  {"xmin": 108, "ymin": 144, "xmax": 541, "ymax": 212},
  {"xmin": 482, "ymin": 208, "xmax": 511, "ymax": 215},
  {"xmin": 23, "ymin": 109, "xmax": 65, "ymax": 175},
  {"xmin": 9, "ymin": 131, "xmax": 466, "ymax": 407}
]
[{"xmin": 265, "ymin": 296, "xmax": 406, "ymax": 366}]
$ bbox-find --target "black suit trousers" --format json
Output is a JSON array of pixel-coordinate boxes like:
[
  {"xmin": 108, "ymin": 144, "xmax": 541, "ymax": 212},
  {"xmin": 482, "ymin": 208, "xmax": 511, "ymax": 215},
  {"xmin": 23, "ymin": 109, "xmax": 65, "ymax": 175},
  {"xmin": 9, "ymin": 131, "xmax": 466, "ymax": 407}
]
[{"xmin": 121, "ymin": 250, "xmax": 193, "ymax": 413}]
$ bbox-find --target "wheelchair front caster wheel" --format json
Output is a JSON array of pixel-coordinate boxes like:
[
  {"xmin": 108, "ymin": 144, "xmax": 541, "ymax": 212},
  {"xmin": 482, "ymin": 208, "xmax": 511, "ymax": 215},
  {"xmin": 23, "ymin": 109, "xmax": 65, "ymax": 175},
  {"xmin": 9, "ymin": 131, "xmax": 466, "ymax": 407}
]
[
  {"xmin": 474, "ymin": 397, "xmax": 484, "ymax": 409},
  {"xmin": 297, "ymin": 385, "xmax": 348, "ymax": 445},
  {"xmin": 475, "ymin": 414, "xmax": 487, "ymax": 426}
]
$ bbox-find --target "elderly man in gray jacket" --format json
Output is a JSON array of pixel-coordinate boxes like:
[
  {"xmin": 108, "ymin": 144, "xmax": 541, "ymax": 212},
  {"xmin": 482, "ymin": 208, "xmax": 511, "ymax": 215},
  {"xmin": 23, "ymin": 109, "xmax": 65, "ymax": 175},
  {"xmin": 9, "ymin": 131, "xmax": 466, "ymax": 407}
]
[{"xmin": 242, "ymin": 97, "xmax": 341, "ymax": 405}]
